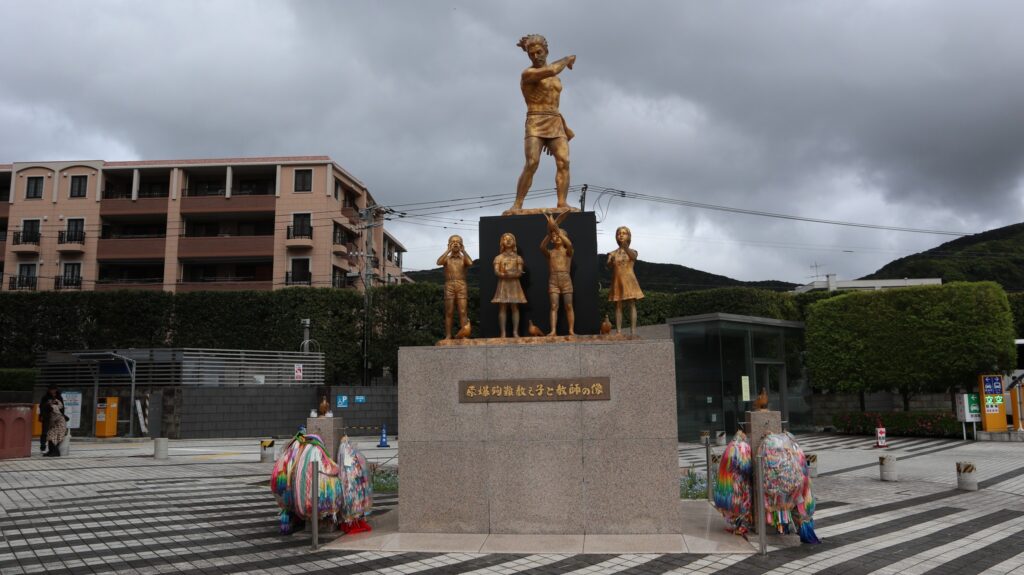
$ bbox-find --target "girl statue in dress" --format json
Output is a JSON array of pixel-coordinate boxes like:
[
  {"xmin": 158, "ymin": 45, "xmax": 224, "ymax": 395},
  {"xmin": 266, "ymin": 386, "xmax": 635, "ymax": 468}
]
[
  {"xmin": 492, "ymin": 232, "xmax": 528, "ymax": 338},
  {"xmin": 607, "ymin": 226, "xmax": 644, "ymax": 335}
]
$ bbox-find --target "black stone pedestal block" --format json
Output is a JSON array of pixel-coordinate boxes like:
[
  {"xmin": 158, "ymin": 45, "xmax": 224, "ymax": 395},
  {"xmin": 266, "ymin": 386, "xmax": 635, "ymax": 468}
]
[{"xmin": 478, "ymin": 212, "xmax": 599, "ymax": 338}]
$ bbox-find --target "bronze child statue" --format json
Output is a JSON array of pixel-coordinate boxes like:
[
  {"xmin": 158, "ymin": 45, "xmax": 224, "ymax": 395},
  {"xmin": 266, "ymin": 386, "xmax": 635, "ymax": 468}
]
[
  {"xmin": 607, "ymin": 226, "xmax": 644, "ymax": 335},
  {"xmin": 492, "ymin": 232, "xmax": 527, "ymax": 338},
  {"xmin": 437, "ymin": 234, "xmax": 474, "ymax": 340},
  {"xmin": 540, "ymin": 211, "xmax": 574, "ymax": 335}
]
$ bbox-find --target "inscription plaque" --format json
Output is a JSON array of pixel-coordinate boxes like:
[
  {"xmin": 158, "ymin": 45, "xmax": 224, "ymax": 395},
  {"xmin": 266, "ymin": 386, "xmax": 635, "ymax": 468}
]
[{"xmin": 458, "ymin": 377, "xmax": 610, "ymax": 403}]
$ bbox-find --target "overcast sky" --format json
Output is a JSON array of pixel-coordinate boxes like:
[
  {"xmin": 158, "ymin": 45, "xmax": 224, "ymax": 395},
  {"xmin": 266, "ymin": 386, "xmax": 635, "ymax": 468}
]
[{"xmin": 3, "ymin": 1, "xmax": 1023, "ymax": 285}]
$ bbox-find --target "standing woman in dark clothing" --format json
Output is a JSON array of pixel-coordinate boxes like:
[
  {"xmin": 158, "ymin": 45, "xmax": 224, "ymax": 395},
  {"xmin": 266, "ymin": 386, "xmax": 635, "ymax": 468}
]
[{"xmin": 38, "ymin": 385, "xmax": 64, "ymax": 454}]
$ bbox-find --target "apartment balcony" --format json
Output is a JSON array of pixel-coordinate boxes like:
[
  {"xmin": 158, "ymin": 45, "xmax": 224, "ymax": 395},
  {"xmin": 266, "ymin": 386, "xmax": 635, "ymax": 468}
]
[
  {"xmin": 285, "ymin": 271, "xmax": 312, "ymax": 286},
  {"xmin": 178, "ymin": 234, "xmax": 274, "ymax": 259},
  {"xmin": 8, "ymin": 275, "xmax": 37, "ymax": 291},
  {"xmin": 94, "ymin": 279, "xmax": 164, "ymax": 292},
  {"xmin": 176, "ymin": 278, "xmax": 273, "ymax": 292},
  {"xmin": 11, "ymin": 231, "xmax": 40, "ymax": 255},
  {"xmin": 286, "ymin": 226, "xmax": 314, "ymax": 249},
  {"xmin": 341, "ymin": 206, "xmax": 361, "ymax": 226},
  {"xmin": 96, "ymin": 235, "xmax": 166, "ymax": 260},
  {"xmin": 54, "ymin": 276, "xmax": 82, "ymax": 290},
  {"xmin": 57, "ymin": 230, "xmax": 86, "ymax": 253},
  {"xmin": 180, "ymin": 193, "xmax": 275, "ymax": 215},
  {"xmin": 100, "ymin": 196, "xmax": 169, "ymax": 216}
]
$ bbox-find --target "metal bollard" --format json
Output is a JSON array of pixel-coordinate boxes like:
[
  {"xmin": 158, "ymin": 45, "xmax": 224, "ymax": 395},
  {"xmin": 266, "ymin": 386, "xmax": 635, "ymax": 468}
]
[
  {"xmin": 956, "ymin": 461, "xmax": 978, "ymax": 491},
  {"xmin": 806, "ymin": 453, "xmax": 818, "ymax": 478},
  {"xmin": 154, "ymin": 437, "xmax": 168, "ymax": 460},
  {"xmin": 260, "ymin": 439, "xmax": 275, "ymax": 463},
  {"xmin": 879, "ymin": 455, "xmax": 898, "ymax": 482},
  {"xmin": 311, "ymin": 460, "xmax": 319, "ymax": 550},
  {"xmin": 705, "ymin": 441, "xmax": 713, "ymax": 500},
  {"xmin": 755, "ymin": 452, "xmax": 766, "ymax": 556}
]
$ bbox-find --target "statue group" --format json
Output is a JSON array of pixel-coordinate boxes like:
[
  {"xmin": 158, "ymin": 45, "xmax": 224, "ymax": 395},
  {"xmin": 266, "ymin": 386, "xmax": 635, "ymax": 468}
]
[{"xmin": 438, "ymin": 34, "xmax": 644, "ymax": 342}]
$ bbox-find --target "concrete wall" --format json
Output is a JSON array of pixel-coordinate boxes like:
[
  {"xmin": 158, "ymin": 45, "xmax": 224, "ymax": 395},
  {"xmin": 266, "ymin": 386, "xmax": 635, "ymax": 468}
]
[
  {"xmin": 328, "ymin": 385, "xmax": 397, "ymax": 436},
  {"xmin": 33, "ymin": 384, "xmax": 319, "ymax": 439},
  {"xmin": 811, "ymin": 391, "xmax": 953, "ymax": 426},
  {"xmin": 175, "ymin": 385, "xmax": 318, "ymax": 438}
]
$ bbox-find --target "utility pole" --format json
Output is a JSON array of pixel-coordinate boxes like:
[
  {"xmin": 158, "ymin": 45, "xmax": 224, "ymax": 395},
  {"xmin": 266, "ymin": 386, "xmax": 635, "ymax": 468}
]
[{"xmin": 361, "ymin": 205, "xmax": 380, "ymax": 387}]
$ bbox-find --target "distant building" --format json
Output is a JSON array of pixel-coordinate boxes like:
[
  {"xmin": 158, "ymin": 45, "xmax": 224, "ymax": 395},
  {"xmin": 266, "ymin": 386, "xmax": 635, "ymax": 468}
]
[
  {"xmin": 792, "ymin": 274, "xmax": 941, "ymax": 294},
  {"xmin": 0, "ymin": 155, "xmax": 408, "ymax": 292}
]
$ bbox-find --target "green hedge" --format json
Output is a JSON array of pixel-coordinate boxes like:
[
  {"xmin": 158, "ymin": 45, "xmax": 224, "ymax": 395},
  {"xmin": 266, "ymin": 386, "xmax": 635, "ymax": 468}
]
[
  {"xmin": 0, "ymin": 369, "xmax": 38, "ymax": 392},
  {"xmin": 601, "ymin": 286, "xmax": 799, "ymax": 326},
  {"xmin": 832, "ymin": 411, "xmax": 960, "ymax": 438},
  {"xmin": 806, "ymin": 282, "xmax": 1015, "ymax": 408}
]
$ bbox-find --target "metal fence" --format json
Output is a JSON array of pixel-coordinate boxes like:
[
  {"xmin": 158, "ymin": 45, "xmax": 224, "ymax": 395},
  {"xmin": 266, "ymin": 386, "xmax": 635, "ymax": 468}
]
[{"xmin": 38, "ymin": 348, "xmax": 325, "ymax": 388}]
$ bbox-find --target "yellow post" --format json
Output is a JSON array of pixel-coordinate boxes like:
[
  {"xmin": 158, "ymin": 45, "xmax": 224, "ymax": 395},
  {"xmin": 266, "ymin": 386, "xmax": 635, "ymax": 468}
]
[{"xmin": 979, "ymin": 375, "xmax": 1008, "ymax": 432}]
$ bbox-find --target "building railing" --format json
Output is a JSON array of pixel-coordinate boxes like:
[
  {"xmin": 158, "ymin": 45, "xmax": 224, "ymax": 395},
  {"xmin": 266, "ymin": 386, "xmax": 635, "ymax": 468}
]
[
  {"xmin": 185, "ymin": 187, "xmax": 226, "ymax": 197},
  {"xmin": 103, "ymin": 189, "xmax": 132, "ymax": 199},
  {"xmin": 230, "ymin": 186, "xmax": 274, "ymax": 196},
  {"xmin": 100, "ymin": 232, "xmax": 166, "ymax": 239},
  {"xmin": 285, "ymin": 271, "xmax": 312, "ymax": 286},
  {"xmin": 180, "ymin": 231, "xmax": 274, "ymax": 238},
  {"xmin": 8, "ymin": 276, "xmax": 37, "ymax": 291},
  {"xmin": 287, "ymin": 225, "xmax": 313, "ymax": 239},
  {"xmin": 12, "ymin": 231, "xmax": 40, "ymax": 245},
  {"xmin": 96, "ymin": 277, "xmax": 164, "ymax": 285},
  {"xmin": 54, "ymin": 276, "xmax": 82, "ymax": 290},
  {"xmin": 58, "ymin": 230, "xmax": 86, "ymax": 244},
  {"xmin": 138, "ymin": 188, "xmax": 169, "ymax": 198},
  {"xmin": 180, "ymin": 275, "xmax": 259, "ymax": 283}
]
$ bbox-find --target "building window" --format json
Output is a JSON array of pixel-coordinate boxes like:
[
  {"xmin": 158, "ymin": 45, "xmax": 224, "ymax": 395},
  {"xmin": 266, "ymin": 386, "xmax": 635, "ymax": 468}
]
[
  {"xmin": 26, "ymin": 177, "xmax": 43, "ymax": 199},
  {"xmin": 70, "ymin": 175, "xmax": 87, "ymax": 198},
  {"xmin": 64, "ymin": 262, "xmax": 81, "ymax": 279},
  {"xmin": 294, "ymin": 169, "xmax": 312, "ymax": 193}
]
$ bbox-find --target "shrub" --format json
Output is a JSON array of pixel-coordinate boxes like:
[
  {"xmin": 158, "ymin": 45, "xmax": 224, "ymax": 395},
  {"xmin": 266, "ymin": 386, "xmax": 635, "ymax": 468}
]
[
  {"xmin": 807, "ymin": 282, "xmax": 1016, "ymax": 409},
  {"xmin": 679, "ymin": 470, "xmax": 708, "ymax": 499},
  {"xmin": 832, "ymin": 411, "xmax": 961, "ymax": 438},
  {"xmin": 0, "ymin": 369, "xmax": 38, "ymax": 391}
]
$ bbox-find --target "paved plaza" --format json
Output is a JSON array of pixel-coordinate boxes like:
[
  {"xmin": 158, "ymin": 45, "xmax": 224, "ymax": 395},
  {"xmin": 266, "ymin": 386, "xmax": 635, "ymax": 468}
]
[{"xmin": 1, "ymin": 434, "xmax": 1022, "ymax": 574}]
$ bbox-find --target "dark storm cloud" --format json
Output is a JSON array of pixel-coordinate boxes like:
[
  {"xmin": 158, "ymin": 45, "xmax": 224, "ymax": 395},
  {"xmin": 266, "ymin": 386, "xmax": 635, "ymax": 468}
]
[{"xmin": 2, "ymin": 0, "xmax": 1023, "ymax": 281}]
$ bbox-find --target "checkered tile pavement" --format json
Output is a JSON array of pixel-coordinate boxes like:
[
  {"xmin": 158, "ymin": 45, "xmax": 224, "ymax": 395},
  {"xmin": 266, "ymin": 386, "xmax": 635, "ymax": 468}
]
[{"xmin": 1, "ymin": 435, "xmax": 1022, "ymax": 574}]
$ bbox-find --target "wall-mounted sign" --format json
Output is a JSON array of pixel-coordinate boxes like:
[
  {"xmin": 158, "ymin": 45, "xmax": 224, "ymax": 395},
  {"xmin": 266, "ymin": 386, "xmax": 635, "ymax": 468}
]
[
  {"xmin": 983, "ymin": 375, "xmax": 1003, "ymax": 395},
  {"xmin": 336, "ymin": 395, "xmax": 349, "ymax": 408},
  {"xmin": 355, "ymin": 395, "xmax": 366, "ymax": 404},
  {"xmin": 294, "ymin": 364, "xmax": 303, "ymax": 381}
]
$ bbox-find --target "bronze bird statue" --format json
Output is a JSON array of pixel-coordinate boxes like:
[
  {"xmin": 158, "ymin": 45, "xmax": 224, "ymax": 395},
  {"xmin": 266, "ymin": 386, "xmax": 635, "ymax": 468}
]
[
  {"xmin": 527, "ymin": 320, "xmax": 545, "ymax": 337},
  {"xmin": 454, "ymin": 322, "xmax": 471, "ymax": 339},
  {"xmin": 754, "ymin": 387, "xmax": 769, "ymax": 411},
  {"xmin": 600, "ymin": 314, "xmax": 613, "ymax": 335}
]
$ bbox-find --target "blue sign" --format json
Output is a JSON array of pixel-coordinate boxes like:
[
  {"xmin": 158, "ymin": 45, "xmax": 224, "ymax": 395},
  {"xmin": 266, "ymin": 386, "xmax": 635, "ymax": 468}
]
[
  {"xmin": 984, "ymin": 376, "xmax": 1003, "ymax": 395},
  {"xmin": 336, "ymin": 395, "xmax": 349, "ymax": 408},
  {"xmin": 355, "ymin": 395, "xmax": 366, "ymax": 404}
]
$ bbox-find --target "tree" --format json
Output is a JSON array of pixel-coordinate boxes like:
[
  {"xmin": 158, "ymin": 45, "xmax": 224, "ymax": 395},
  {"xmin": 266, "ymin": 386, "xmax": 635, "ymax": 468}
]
[{"xmin": 806, "ymin": 282, "xmax": 1016, "ymax": 410}]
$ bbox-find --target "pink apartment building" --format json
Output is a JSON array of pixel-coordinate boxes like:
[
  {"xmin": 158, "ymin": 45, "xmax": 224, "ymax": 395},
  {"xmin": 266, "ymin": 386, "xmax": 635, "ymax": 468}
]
[{"xmin": 0, "ymin": 156, "xmax": 407, "ymax": 292}]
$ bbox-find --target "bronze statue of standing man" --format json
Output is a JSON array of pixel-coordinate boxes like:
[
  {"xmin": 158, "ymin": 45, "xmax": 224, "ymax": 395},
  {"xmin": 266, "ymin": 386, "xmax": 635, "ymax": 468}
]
[{"xmin": 508, "ymin": 34, "xmax": 576, "ymax": 214}]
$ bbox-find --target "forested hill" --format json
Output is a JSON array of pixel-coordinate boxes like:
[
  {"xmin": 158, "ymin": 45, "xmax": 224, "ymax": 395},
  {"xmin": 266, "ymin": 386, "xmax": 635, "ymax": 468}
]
[
  {"xmin": 861, "ymin": 222, "xmax": 1024, "ymax": 291},
  {"xmin": 406, "ymin": 256, "xmax": 797, "ymax": 293}
]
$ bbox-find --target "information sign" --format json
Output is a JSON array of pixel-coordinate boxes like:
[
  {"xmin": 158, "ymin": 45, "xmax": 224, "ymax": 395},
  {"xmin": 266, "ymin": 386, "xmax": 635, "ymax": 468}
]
[
  {"xmin": 983, "ymin": 375, "xmax": 1003, "ymax": 395},
  {"xmin": 294, "ymin": 364, "xmax": 303, "ymax": 381},
  {"xmin": 354, "ymin": 395, "xmax": 366, "ymax": 404},
  {"xmin": 336, "ymin": 395, "xmax": 349, "ymax": 408},
  {"xmin": 63, "ymin": 391, "xmax": 82, "ymax": 429}
]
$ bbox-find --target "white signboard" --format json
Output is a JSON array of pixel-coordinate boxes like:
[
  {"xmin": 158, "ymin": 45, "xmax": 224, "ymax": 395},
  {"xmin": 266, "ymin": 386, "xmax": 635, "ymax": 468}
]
[
  {"xmin": 294, "ymin": 364, "xmax": 303, "ymax": 381},
  {"xmin": 741, "ymin": 376, "xmax": 750, "ymax": 402},
  {"xmin": 63, "ymin": 391, "xmax": 82, "ymax": 429}
]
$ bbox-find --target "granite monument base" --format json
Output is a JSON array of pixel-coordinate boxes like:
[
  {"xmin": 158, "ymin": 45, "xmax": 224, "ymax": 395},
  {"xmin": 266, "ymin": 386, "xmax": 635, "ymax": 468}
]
[
  {"xmin": 306, "ymin": 415, "xmax": 346, "ymax": 456},
  {"xmin": 398, "ymin": 339, "xmax": 680, "ymax": 535}
]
